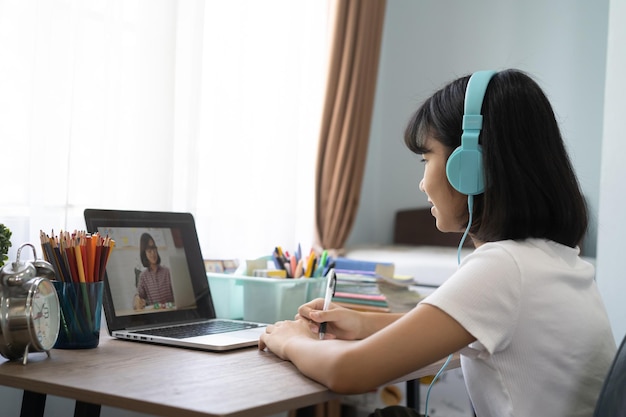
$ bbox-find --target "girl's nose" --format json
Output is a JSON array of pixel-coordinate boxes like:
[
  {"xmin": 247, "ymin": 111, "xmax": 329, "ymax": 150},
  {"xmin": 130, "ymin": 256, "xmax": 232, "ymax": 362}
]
[{"xmin": 419, "ymin": 178, "xmax": 425, "ymax": 192}]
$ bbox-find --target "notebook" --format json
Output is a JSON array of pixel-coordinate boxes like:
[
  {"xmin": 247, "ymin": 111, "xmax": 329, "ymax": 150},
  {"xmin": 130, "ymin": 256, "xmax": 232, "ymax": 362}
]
[{"xmin": 84, "ymin": 208, "xmax": 267, "ymax": 351}]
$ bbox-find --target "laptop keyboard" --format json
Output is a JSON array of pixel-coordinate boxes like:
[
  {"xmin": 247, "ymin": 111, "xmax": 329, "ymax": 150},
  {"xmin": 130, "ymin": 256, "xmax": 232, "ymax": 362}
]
[{"xmin": 135, "ymin": 320, "xmax": 263, "ymax": 339}]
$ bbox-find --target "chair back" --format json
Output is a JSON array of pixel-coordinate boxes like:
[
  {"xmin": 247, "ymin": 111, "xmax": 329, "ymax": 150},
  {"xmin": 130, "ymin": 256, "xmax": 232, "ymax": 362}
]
[{"xmin": 593, "ymin": 335, "xmax": 626, "ymax": 417}]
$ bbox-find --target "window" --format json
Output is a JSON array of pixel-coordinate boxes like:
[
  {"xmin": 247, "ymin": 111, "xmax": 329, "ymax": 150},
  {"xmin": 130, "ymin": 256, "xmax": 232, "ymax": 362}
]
[{"xmin": 0, "ymin": 0, "xmax": 330, "ymax": 261}]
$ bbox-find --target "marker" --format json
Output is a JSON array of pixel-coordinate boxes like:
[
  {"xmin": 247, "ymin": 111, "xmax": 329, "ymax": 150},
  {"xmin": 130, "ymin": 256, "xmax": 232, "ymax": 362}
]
[
  {"xmin": 318, "ymin": 268, "xmax": 336, "ymax": 340},
  {"xmin": 304, "ymin": 253, "xmax": 316, "ymax": 278},
  {"xmin": 289, "ymin": 254, "xmax": 297, "ymax": 278},
  {"xmin": 313, "ymin": 250, "xmax": 328, "ymax": 278}
]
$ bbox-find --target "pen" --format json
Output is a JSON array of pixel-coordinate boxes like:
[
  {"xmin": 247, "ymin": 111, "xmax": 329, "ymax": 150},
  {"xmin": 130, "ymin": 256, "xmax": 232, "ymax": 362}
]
[
  {"xmin": 319, "ymin": 268, "xmax": 336, "ymax": 340},
  {"xmin": 294, "ymin": 259, "xmax": 304, "ymax": 278},
  {"xmin": 322, "ymin": 261, "xmax": 335, "ymax": 278},
  {"xmin": 304, "ymin": 252, "xmax": 316, "ymax": 278},
  {"xmin": 290, "ymin": 254, "xmax": 297, "ymax": 278},
  {"xmin": 313, "ymin": 250, "xmax": 328, "ymax": 277}
]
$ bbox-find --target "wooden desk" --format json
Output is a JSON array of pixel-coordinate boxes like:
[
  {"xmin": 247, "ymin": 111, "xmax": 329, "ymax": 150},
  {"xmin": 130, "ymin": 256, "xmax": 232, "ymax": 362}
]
[{"xmin": 0, "ymin": 332, "xmax": 460, "ymax": 417}]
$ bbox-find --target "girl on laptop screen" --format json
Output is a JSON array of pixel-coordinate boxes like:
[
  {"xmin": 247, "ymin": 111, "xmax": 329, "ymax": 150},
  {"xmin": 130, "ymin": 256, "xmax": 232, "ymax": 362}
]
[{"xmin": 133, "ymin": 232, "xmax": 175, "ymax": 310}]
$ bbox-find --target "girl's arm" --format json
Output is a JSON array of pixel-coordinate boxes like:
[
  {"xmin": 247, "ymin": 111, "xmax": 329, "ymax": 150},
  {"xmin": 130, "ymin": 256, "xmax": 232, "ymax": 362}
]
[{"xmin": 259, "ymin": 303, "xmax": 475, "ymax": 395}]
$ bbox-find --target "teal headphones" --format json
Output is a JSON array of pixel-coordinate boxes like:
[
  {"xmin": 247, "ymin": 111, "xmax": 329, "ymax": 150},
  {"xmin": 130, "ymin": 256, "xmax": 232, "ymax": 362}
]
[{"xmin": 445, "ymin": 70, "xmax": 497, "ymax": 195}]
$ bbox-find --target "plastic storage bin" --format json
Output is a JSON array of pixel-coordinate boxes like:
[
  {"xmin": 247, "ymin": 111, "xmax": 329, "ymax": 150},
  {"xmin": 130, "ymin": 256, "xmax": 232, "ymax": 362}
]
[
  {"xmin": 207, "ymin": 273, "xmax": 325, "ymax": 323},
  {"xmin": 207, "ymin": 272, "xmax": 245, "ymax": 320}
]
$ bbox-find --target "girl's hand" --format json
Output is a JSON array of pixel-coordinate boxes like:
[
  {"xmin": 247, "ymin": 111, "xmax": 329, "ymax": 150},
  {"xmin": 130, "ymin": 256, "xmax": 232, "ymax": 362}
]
[
  {"xmin": 296, "ymin": 298, "xmax": 364, "ymax": 340},
  {"xmin": 133, "ymin": 294, "xmax": 146, "ymax": 310},
  {"xmin": 258, "ymin": 318, "xmax": 315, "ymax": 359}
]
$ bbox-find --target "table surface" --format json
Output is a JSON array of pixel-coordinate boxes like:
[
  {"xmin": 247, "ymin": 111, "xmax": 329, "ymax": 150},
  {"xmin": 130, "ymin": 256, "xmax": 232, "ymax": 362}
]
[{"xmin": 0, "ymin": 332, "xmax": 460, "ymax": 417}]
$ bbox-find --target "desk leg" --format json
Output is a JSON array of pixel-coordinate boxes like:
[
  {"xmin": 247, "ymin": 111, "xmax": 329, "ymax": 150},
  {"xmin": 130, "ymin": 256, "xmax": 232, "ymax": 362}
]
[
  {"xmin": 21, "ymin": 390, "xmax": 46, "ymax": 417},
  {"xmin": 406, "ymin": 379, "xmax": 420, "ymax": 412},
  {"xmin": 74, "ymin": 400, "xmax": 101, "ymax": 417},
  {"xmin": 325, "ymin": 399, "xmax": 342, "ymax": 417},
  {"xmin": 289, "ymin": 400, "xmax": 341, "ymax": 417}
]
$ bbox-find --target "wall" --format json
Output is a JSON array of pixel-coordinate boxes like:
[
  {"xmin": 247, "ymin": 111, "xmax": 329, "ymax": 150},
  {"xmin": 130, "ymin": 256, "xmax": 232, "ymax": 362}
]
[
  {"xmin": 596, "ymin": 0, "xmax": 626, "ymax": 343},
  {"xmin": 348, "ymin": 0, "xmax": 609, "ymax": 259}
]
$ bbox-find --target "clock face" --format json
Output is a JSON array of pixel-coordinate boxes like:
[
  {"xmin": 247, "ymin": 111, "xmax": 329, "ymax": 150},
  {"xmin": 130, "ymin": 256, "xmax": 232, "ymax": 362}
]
[{"xmin": 30, "ymin": 279, "xmax": 61, "ymax": 351}]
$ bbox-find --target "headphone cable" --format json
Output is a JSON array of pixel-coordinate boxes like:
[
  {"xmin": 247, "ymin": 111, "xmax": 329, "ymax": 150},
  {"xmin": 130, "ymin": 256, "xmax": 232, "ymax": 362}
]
[
  {"xmin": 457, "ymin": 194, "xmax": 473, "ymax": 264},
  {"xmin": 424, "ymin": 353, "xmax": 454, "ymax": 417},
  {"xmin": 423, "ymin": 194, "xmax": 473, "ymax": 417}
]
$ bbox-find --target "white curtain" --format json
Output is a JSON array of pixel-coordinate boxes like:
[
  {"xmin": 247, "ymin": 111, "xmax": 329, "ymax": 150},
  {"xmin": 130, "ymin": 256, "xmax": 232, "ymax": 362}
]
[{"xmin": 0, "ymin": 0, "xmax": 330, "ymax": 262}]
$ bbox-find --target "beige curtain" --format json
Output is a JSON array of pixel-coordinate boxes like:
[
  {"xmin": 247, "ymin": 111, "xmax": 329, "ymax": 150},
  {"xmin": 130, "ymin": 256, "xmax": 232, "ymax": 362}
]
[{"xmin": 315, "ymin": 0, "xmax": 387, "ymax": 253}]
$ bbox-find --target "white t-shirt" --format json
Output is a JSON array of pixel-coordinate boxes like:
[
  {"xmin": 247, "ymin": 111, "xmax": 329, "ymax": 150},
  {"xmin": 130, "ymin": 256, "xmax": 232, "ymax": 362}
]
[{"xmin": 422, "ymin": 239, "xmax": 616, "ymax": 417}]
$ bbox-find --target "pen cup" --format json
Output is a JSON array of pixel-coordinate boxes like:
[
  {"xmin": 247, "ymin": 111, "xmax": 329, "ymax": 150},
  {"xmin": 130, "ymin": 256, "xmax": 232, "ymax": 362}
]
[{"xmin": 53, "ymin": 281, "xmax": 104, "ymax": 349}]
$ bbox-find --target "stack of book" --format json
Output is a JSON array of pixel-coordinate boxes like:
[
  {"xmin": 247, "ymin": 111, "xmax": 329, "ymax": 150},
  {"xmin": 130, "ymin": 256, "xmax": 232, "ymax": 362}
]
[{"xmin": 330, "ymin": 258, "xmax": 395, "ymax": 313}]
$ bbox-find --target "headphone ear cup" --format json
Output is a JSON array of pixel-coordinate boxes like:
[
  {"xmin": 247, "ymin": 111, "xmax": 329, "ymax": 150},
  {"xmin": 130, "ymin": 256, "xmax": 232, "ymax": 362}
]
[
  {"xmin": 446, "ymin": 145, "xmax": 484, "ymax": 195},
  {"xmin": 449, "ymin": 70, "xmax": 496, "ymax": 196}
]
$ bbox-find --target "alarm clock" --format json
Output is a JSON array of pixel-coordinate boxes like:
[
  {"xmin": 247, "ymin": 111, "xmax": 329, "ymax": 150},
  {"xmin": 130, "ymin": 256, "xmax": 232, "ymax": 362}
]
[{"xmin": 0, "ymin": 243, "xmax": 61, "ymax": 364}]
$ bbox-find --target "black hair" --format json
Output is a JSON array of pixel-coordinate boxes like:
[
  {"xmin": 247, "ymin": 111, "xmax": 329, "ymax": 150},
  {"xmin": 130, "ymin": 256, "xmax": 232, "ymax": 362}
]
[
  {"xmin": 404, "ymin": 69, "xmax": 587, "ymax": 248},
  {"xmin": 140, "ymin": 232, "xmax": 161, "ymax": 267}
]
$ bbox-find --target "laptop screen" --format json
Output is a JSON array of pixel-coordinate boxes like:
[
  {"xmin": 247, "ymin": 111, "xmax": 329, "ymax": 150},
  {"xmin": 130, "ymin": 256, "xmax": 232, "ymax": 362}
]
[{"xmin": 84, "ymin": 209, "xmax": 215, "ymax": 333}]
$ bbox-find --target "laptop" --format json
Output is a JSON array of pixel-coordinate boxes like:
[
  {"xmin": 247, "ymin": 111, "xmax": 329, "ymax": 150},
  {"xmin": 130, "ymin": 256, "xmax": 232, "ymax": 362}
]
[{"xmin": 84, "ymin": 208, "xmax": 267, "ymax": 351}]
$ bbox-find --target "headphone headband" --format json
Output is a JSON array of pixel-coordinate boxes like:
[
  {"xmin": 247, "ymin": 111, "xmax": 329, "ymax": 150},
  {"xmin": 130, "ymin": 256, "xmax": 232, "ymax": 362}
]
[{"xmin": 445, "ymin": 70, "xmax": 497, "ymax": 195}]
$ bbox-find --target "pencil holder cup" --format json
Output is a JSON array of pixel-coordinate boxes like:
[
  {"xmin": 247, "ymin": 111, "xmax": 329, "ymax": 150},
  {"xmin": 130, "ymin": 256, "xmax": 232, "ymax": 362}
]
[{"xmin": 53, "ymin": 281, "xmax": 104, "ymax": 349}]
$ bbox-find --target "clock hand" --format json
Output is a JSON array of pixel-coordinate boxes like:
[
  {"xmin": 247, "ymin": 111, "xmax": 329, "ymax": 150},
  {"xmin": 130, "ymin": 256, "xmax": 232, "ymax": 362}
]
[{"xmin": 33, "ymin": 302, "xmax": 50, "ymax": 320}]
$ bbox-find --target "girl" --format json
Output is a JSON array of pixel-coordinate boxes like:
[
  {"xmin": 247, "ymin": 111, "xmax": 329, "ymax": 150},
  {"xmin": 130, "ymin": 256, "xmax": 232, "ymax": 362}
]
[
  {"xmin": 259, "ymin": 69, "xmax": 615, "ymax": 417},
  {"xmin": 134, "ymin": 232, "xmax": 174, "ymax": 310}
]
